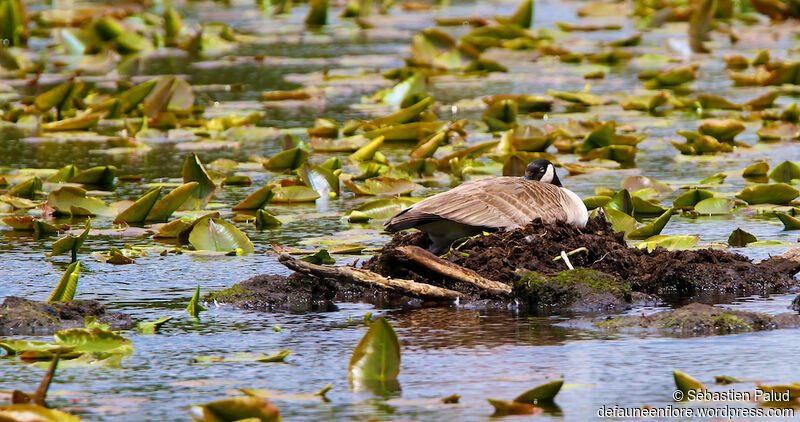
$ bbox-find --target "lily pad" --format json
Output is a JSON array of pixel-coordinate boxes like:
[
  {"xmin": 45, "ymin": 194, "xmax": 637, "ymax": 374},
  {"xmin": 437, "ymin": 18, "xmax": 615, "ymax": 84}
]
[
  {"xmin": 626, "ymin": 208, "xmax": 673, "ymax": 239},
  {"xmin": 513, "ymin": 380, "xmax": 563, "ymax": 404},
  {"xmin": 673, "ymin": 370, "xmax": 705, "ymax": 398},
  {"xmin": 147, "ymin": 182, "xmax": 200, "ymax": 222},
  {"xmin": 768, "ymin": 161, "xmax": 800, "ymax": 183},
  {"xmin": 635, "ymin": 235, "xmax": 700, "ymax": 252},
  {"xmin": 775, "ymin": 212, "xmax": 800, "ymax": 230},
  {"xmin": 349, "ymin": 318, "xmax": 400, "ymax": 384},
  {"xmin": 188, "ymin": 396, "xmax": 280, "ymax": 422},
  {"xmin": 735, "ymin": 183, "xmax": 799, "ymax": 204},
  {"xmin": 188, "ymin": 218, "xmax": 254, "ymax": 255},
  {"xmin": 270, "ymin": 185, "xmax": 320, "ymax": 203},
  {"xmin": 694, "ymin": 197, "xmax": 735, "ymax": 214},
  {"xmin": 186, "ymin": 284, "xmax": 206, "ymax": 318},
  {"xmin": 181, "ymin": 153, "xmax": 217, "ymax": 210},
  {"xmin": 114, "ymin": 187, "xmax": 161, "ymax": 224},
  {"xmin": 233, "ymin": 186, "xmax": 275, "ymax": 210}
]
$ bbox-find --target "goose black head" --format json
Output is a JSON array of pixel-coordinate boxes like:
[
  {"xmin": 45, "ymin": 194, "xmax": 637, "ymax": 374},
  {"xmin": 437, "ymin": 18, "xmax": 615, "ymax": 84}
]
[{"xmin": 523, "ymin": 159, "xmax": 562, "ymax": 187}]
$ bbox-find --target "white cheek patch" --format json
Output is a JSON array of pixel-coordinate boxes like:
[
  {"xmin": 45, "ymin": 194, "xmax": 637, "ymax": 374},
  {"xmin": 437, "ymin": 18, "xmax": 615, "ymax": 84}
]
[{"xmin": 541, "ymin": 164, "xmax": 554, "ymax": 184}]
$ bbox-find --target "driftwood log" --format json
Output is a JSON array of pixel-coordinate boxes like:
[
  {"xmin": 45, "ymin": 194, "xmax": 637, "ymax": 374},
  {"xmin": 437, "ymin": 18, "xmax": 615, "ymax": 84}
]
[{"xmin": 278, "ymin": 254, "xmax": 464, "ymax": 301}]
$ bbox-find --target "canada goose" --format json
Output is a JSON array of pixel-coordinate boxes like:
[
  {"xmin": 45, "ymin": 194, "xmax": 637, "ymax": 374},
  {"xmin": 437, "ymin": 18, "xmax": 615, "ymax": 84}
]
[{"xmin": 384, "ymin": 159, "xmax": 589, "ymax": 253}]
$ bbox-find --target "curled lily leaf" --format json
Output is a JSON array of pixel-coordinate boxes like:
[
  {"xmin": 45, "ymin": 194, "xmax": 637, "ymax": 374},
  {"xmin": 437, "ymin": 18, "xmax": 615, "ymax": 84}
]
[
  {"xmin": 47, "ymin": 261, "xmax": 81, "ymax": 303},
  {"xmin": 728, "ymin": 228, "xmax": 757, "ymax": 246},
  {"xmin": 186, "ymin": 285, "xmax": 206, "ymax": 318}
]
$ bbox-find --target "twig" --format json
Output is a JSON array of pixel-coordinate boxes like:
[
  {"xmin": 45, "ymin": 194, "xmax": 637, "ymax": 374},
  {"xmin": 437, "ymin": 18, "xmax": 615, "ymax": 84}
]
[
  {"xmin": 278, "ymin": 254, "xmax": 463, "ymax": 301},
  {"xmin": 560, "ymin": 251, "xmax": 574, "ymax": 270},
  {"xmin": 33, "ymin": 352, "xmax": 59, "ymax": 406}
]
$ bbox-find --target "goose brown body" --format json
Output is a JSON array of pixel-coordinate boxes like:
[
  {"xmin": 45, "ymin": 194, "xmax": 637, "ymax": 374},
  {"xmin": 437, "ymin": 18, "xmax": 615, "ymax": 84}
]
[{"xmin": 385, "ymin": 175, "xmax": 588, "ymax": 252}]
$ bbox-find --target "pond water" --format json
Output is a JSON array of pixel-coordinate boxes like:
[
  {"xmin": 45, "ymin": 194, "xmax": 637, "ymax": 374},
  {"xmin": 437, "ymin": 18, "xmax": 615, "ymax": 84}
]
[{"xmin": 1, "ymin": 0, "xmax": 800, "ymax": 420}]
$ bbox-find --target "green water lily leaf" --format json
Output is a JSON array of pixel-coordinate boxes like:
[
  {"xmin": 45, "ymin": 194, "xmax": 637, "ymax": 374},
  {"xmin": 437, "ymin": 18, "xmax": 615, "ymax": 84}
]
[
  {"xmin": 366, "ymin": 97, "xmax": 432, "ymax": 128},
  {"xmin": 0, "ymin": 340, "xmax": 77, "ymax": 357},
  {"xmin": 299, "ymin": 249, "xmax": 335, "ymax": 265},
  {"xmin": 48, "ymin": 186, "xmax": 113, "ymax": 217},
  {"xmin": 607, "ymin": 189, "xmax": 633, "ymax": 215},
  {"xmin": 349, "ymin": 136, "xmax": 385, "ymax": 163},
  {"xmin": 0, "ymin": 404, "xmax": 83, "ymax": 422},
  {"xmin": 42, "ymin": 112, "xmax": 102, "ymax": 131},
  {"xmin": 603, "ymin": 206, "xmax": 637, "ymax": 233},
  {"xmin": 8, "ymin": 176, "xmax": 42, "ymax": 199},
  {"xmin": 349, "ymin": 318, "xmax": 400, "ymax": 384},
  {"xmin": 233, "ymin": 186, "xmax": 275, "ymax": 210},
  {"xmin": 344, "ymin": 177, "xmax": 420, "ymax": 196},
  {"xmin": 743, "ymin": 162, "xmax": 769, "ymax": 177},
  {"xmin": 696, "ymin": 93, "xmax": 741, "ymax": 110},
  {"xmin": 380, "ymin": 72, "xmax": 425, "ymax": 107},
  {"xmin": 147, "ymin": 182, "xmax": 200, "ymax": 222},
  {"xmin": 45, "ymin": 165, "xmax": 78, "ymax": 183},
  {"xmin": 728, "ymin": 228, "xmax": 757, "ymax": 246},
  {"xmin": 768, "ymin": 161, "xmax": 800, "ymax": 183},
  {"xmin": 631, "ymin": 196, "xmax": 666, "ymax": 215},
  {"xmin": 698, "ymin": 119, "xmax": 745, "ymax": 143},
  {"xmin": 487, "ymin": 399, "xmax": 540, "ymax": 416},
  {"xmin": 34, "ymin": 220, "xmax": 64, "ymax": 237},
  {"xmin": 46, "ymin": 260, "xmax": 80, "ymax": 303},
  {"xmin": 348, "ymin": 197, "xmax": 420, "ymax": 220},
  {"xmin": 635, "ymin": 235, "xmax": 700, "ymax": 252},
  {"xmin": 34, "ymin": 81, "xmax": 81, "ymax": 112},
  {"xmin": 192, "ymin": 350, "xmax": 291, "ymax": 363},
  {"xmin": 483, "ymin": 99, "xmax": 518, "ymax": 132},
  {"xmin": 548, "ymin": 90, "xmax": 603, "ymax": 106},
  {"xmin": 116, "ymin": 78, "xmax": 159, "ymax": 115},
  {"xmin": 673, "ymin": 370, "xmax": 705, "ymax": 399},
  {"xmin": 48, "ymin": 219, "xmax": 91, "ymax": 261},
  {"xmin": 54, "ymin": 326, "xmax": 133, "ymax": 354},
  {"xmin": 137, "ymin": 316, "xmax": 174, "ymax": 334},
  {"xmin": 627, "ymin": 208, "xmax": 673, "ymax": 239},
  {"xmin": 694, "ymin": 197, "xmax": 735, "ymax": 214},
  {"xmin": 583, "ymin": 195, "xmax": 612, "ymax": 210},
  {"xmin": 513, "ymin": 380, "xmax": 563, "ymax": 404},
  {"xmin": 581, "ymin": 121, "xmax": 615, "ymax": 151},
  {"xmin": 255, "ymin": 209, "xmax": 282, "ymax": 229},
  {"xmin": 186, "ymin": 284, "xmax": 206, "ymax": 318},
  {"xmin": 114, "ymin": 187, "xmax": 161, "ymax": 224},
  {"xmin": 643, "ymin": 66, "xmax": 696, "ymax": 89},
  {"xmin": 673, "ymin": 189, "xmax": 714, "ymax": 207},
  {"xmin": 735, "ymin": 183, "xmax": 799, "ymax": 204},
  {"xmin": 69, "ymin": 165, "xmax": 116, "ymax": 188},
  {"xmin": 270, "ymin": 185, "xmax": 320, "ymax": 203},
  {"xmin": 305, "ymin": 0, "xmax": 328, "ymax": 25},
  {"xmin": 189, "ymin": 218, "xmax": 254, "ymax": 255},
  {"xmin": 500, "ymin": 0, "xmax": 534, "ymax": 28},
  {"xmin": 188, "ymin": 396, "xmax": 280, "ymax": 422},
  {"xmin": 263, "ymin": 147, "xmax": 309, "ymax": 171},
  {"xmin": 776, "ymin": 212, "xmax": 800, "ymax": 230},
  {"xmin": 181, "ymin": 153, "xmax": 216, "ymax": 210}
]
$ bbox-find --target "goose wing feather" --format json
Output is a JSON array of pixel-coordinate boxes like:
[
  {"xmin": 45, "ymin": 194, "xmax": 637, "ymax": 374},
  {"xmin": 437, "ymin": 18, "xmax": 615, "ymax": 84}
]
[{"xmin": 384, "ymin": 177, "xmax": 571, "ymax": 231}]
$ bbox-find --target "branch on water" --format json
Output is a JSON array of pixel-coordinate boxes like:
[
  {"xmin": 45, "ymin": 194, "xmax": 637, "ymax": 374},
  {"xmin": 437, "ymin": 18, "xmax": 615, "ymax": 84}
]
[{"xmin": 277, "ymin": 253, "xmax": 463, "ymax": 302}]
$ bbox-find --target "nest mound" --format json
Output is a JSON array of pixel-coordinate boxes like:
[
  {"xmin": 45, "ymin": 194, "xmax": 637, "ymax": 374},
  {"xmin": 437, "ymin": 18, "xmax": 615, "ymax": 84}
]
[{"xmin": 367, "ymin": 217, "xmax": 797, "ymax": 298}]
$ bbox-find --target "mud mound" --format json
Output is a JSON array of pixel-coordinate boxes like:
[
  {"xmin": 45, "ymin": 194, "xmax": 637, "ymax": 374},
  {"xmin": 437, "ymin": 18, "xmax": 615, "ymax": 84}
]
[
  {"xmin": 0, "ymin": 296, "xmax": 134, "ymax": 335},
  {"xmin": 367, "ymin": 217, "xmax": 798, "ymax": 298}
]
